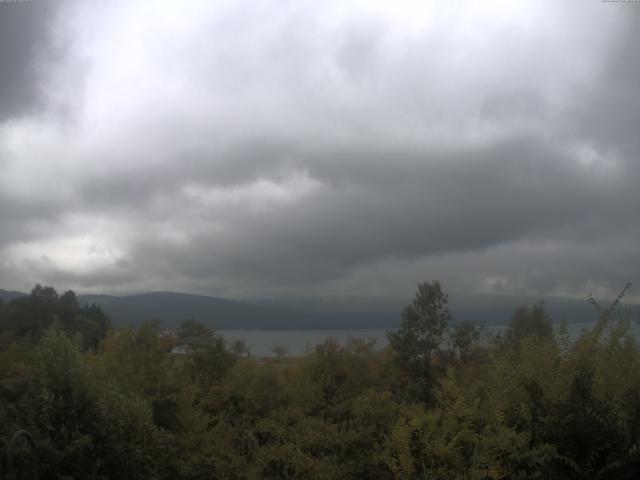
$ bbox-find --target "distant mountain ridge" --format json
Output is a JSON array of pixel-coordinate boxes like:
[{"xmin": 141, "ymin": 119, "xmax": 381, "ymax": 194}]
[
  {"xmin": 73, "ymin": 291, "xmax": 398, "ymax": 330},
  {"xmin": 0, "ymin": 289, "xmax": 27, "ymax": 302},
  {"xmin": 2, "ymin": 288, "xmax": 638, "ymax": 329}
]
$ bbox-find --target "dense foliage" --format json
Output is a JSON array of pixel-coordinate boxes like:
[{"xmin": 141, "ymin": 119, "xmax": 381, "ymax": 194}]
[{"xmin": 1, "ymin": 282, "xmax": 639, "ymax": 479}]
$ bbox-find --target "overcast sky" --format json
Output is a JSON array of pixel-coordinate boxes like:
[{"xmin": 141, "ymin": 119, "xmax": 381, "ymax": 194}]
[{"xmin": 0, "ymin": 0, "xmax": 639, "ymax": 301}]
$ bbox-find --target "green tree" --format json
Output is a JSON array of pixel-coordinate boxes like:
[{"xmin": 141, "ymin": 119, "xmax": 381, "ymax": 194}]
[
  {"xmin": 504, "ymin": 303, "xmax": 553, "ymax": 347},
  {"xmin": 5, "ymin": 285, "xmax": 59, "ymax": 339},
  {"xmin": 271, "ymin": 344, "xmax": 288, "ymax": 362},
  {"xmin": 231, "ymin": 338, "xmax": 250, "ymax": 357},
  {"xmin": 387, "ymin": 280, "xmax": 451, "ymax": 404},
  {"xmin": 29, "ymin": 323, "xmax": 97, "ymax": 478},
  {"xmin": 176, "ymin": 319, "xmax": 236, "ymax": 387},
  {"xmin": 1, "ymin": 286, "xmax": 110, "ymax": 349},
  {"xmin": 451, "ymin": 321, "xmax": 481, "ymax": 362}
]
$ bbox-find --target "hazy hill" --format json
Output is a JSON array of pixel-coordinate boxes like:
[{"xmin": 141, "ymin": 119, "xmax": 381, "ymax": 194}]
[
  {"xmin": 71, "ymin": 292, "xmax": 640, "ymax": 329},
  {"xmin": 0, "ymin": 289, "xmax": 28, "ymax": 302},
  {"xmin": 77, "ymin": 292, "xmax": 398, "ymax": 329},
  {"xmin": 2, "ymin": 289, "xmax": 637, "ymax": 329}
]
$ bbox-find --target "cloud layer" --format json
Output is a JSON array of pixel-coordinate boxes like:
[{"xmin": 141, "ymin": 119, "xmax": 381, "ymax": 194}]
[{"xmin": 1, "ymin": 0, "xmax": 639, "ymax": 301}]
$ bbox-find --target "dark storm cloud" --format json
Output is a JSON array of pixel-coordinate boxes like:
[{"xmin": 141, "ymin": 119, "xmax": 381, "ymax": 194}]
[
  {"xmin": 118, "ymin": 134, "xmax": 640, "ymax": 295},
  {"xmin": 0, "ymin": 0, "xmax": 61, "ymax": 120},
  {"xmin": 0, "ymin": 191, "xmax": 63, "ymax": 248},
  {"xmin": 566, "ymin": 9, "xmax": 640, "ymax": 163},
  {"xmin": 77, "ymin": 141, "xmax": 299, "ymax": 211},
  {"xmin": 1, "ymin": 0, "xmax": 639, "ymax": 300}
]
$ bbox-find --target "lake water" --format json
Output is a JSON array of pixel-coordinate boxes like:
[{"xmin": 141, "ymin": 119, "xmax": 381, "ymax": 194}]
[{"xmin": 220, "ymin": 321, "xmax": 640, "ymax": 357}]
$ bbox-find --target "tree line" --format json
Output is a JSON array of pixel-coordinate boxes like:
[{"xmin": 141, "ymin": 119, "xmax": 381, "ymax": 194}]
[{"xmin": 0, "ymin": 282, "xmax": 639, "ymax": 479}]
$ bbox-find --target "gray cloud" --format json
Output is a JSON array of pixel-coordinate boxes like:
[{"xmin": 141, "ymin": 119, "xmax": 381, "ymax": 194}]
[
  {"xmin": 0, "ymin": 0, "xmax": 64, "ymax": 119},
  {"xmin": 0, "ymin": 0, "xmax": 639, "ymax": 302}
]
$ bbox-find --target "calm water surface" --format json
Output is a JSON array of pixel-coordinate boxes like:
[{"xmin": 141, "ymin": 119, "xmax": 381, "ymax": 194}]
[{"xmin": 220, "ymin": 321, "xmax": 640, "ymax": 357}]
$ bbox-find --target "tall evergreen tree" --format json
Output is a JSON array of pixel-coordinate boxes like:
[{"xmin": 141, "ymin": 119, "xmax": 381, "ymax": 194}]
[{"xmin": 387, "ymin": 280, "xmax": 451, "ymax": 404}]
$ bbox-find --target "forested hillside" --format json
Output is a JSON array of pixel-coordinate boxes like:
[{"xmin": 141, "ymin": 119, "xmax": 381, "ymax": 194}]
[{"xmin": 1, "ymin": 282, "xmax": 639, "ymax": 479}]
